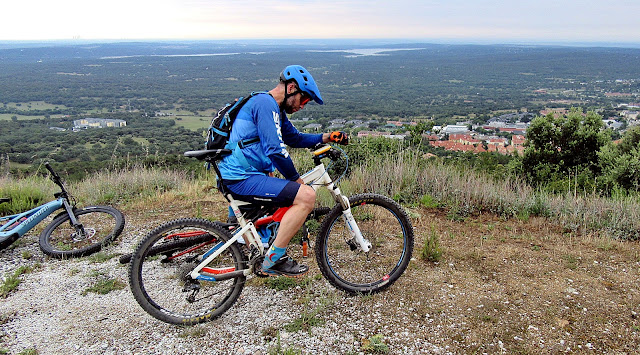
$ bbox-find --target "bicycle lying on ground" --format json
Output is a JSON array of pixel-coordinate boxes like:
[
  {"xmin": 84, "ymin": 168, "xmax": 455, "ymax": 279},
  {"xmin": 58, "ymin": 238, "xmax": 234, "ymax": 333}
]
[
  {"xmin": 0, "ymin": 162, "xmax": 125, "ymax": 258},
  {"xmin": 125, "ymin": 144, "xmax": 414, "ymax": 325}
]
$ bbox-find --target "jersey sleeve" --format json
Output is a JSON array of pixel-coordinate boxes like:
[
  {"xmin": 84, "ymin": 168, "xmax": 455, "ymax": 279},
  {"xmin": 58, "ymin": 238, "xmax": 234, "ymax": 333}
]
[
  {"xmin": 280, "ymin": 114, "xmax": 324, "ymax": 148},
  {"xmin": 270, "ymin": 153, "xmax": 300, "ymax": 181}
]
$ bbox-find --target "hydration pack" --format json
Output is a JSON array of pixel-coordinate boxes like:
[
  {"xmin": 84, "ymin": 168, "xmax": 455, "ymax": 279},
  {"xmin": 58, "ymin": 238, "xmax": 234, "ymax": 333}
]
[{"xmin": 205, "ymin": 92, "xmax": 262, "ymax": 151}]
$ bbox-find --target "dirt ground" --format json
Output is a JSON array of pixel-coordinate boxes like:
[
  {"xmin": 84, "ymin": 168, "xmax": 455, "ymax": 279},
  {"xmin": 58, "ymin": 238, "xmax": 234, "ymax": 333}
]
[
  {"xmin": 396, "ymin": 207, "xmax": 640, "ymax": 353},
  {"xmin": 141, "ymin": 201, "xmax": 640, "ymax": 353},
  {"xmin": 2, "ymin": 197, "xmax": 640, "ymax": 354}
]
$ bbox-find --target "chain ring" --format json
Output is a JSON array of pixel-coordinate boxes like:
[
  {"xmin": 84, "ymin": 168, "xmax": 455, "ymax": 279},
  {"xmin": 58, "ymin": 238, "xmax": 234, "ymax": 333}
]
[{"xmin": 249, "ymin": 255, "xmax": 268, "ymax": 278}]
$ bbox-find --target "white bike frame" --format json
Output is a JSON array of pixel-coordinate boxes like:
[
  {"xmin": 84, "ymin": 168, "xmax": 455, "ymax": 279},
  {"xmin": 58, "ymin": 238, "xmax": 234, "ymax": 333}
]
[{"xmin": 190, "ymin": 151, "xmax": 371, "ymax": 282}]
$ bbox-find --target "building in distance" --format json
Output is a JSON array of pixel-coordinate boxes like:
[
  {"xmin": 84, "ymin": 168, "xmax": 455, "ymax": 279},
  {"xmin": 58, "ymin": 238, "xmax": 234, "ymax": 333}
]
[{"xmin": 73, "ymin": 118, "xmax": 127, "ymax": 131}]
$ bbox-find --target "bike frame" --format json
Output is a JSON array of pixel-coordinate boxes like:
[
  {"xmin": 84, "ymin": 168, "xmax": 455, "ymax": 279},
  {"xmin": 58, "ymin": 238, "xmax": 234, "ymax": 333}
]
[
  {"xmin": 0, "ymin": 198, "xmax": 68, "ymax": 242},
  {"xmin": 189, "ymin": 156, "xmax": 372, "ymax": 282}
]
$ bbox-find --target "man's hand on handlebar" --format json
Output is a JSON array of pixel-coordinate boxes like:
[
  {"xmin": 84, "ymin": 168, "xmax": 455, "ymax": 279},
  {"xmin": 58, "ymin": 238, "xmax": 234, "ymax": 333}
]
[{"xmin": 329, "ymin": 131, "xmax": 349, "ymax": 145}]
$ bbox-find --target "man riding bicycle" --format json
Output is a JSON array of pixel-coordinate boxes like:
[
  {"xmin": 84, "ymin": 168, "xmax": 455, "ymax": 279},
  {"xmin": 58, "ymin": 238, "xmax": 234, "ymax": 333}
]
[{"xmin": 218, "ymin": 65, "xmax": 348, "ymax": 277}]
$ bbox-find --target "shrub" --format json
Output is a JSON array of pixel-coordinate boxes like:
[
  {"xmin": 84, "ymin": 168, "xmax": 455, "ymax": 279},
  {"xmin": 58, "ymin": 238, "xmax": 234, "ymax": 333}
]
[{"xmin": 421, "ymin": 225, "xmax": 443, "ymax": 262}]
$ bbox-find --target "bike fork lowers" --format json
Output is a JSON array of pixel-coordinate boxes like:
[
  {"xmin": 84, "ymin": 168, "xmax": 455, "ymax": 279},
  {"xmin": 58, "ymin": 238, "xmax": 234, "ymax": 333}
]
[
  {"xmin": 62, "ymin": 199, "xmax": 86, "ymax": 240},
  {"xmin": 337, "ymin": 195, "xmax": 372, "ymax": 253}
]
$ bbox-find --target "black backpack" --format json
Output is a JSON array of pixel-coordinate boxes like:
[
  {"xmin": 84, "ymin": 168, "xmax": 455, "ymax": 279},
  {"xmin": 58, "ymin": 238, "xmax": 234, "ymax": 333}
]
[{"xmin": 205, "ymin": 92, "xmax": 262, "ymax": 151}]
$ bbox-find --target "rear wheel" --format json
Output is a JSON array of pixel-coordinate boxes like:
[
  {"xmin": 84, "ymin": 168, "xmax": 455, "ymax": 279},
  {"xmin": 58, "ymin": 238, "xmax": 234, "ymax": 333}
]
[
  {"xmin": 315, "ymin": 194, "xmax": 414, "ymax": 294},
  {"xmin": 39, "ymin": 206, "xmax": 125, "ymax": 259},
  {"xmin": 128, "ymin": 218, "xmax": 246, "ymax": 325}
]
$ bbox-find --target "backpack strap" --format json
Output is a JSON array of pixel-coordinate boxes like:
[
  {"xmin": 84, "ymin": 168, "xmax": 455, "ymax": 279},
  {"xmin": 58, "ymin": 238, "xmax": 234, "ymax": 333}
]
[
  {"xmin": 226, "ymin": 91, "xmax": 268, "ymax": 170},
  {"xmin": 238, "ymin": 136, "xmax": 260, "ymax": 149}
]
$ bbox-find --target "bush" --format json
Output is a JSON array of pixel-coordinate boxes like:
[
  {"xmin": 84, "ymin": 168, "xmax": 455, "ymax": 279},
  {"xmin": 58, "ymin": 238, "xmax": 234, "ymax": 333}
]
[{"xmin": 421, "ymin": 225, "xmax": 443, "ymax": 262}]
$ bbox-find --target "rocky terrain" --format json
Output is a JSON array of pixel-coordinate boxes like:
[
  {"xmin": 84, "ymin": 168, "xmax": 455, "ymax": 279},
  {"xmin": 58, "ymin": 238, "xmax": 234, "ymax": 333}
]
[{"xmin": 2, "ymin": 205, "xmax": 640, "ymax": 354}]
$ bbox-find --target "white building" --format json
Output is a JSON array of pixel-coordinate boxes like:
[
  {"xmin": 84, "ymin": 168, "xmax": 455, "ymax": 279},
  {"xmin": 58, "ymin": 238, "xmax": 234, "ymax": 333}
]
[
  {"xmin": 73, "ymin": 118, "xmax": 127, "ymax": 129},
  {"xmin": 442, "ymin": 125, "xmax": 470, "ymax": 134}
]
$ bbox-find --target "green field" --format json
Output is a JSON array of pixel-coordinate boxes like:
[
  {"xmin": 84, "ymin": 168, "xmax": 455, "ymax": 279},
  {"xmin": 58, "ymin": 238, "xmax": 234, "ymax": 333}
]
[
  {"xmin": 172, "ymin": 115, "xmax": 211, "ymax": 131},
  {"xmin": 0, "ymin": 113, "xmax": 45, "ymax": 120},
  {"xmin": 6, "ymin": 101, "xmax": 68, "ymax": 111}
]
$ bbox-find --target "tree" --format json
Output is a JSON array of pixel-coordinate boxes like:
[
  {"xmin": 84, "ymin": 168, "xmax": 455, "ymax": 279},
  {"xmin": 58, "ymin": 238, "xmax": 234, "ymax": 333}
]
[
  {"xmin": 408, "ymin": 121, "xmax": 435, "ymax": 146},
  {"xmin": 598, "ymin": 125, "xmax": 640, "ymax": 192},
  {"xmin": 520, "ymin": 108, "xmax": 609, "ymax": 192}
]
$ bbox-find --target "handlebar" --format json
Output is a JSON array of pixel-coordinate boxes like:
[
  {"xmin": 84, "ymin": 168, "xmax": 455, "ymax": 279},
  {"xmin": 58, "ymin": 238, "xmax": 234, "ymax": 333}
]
[
  {"xmin": 44, "ymin": 162, "xmax": 61, "ymax": 180},
  {"xmin": 311, "ymin": 144, "xmax": 342, "ymax": 164},
  {"xmin": 44, "ymin": 162, "xmax": 65, "ymax": 191}
]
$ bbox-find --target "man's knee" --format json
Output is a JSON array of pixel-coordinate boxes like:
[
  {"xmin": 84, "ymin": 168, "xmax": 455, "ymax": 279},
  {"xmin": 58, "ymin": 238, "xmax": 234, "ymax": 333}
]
[{"xmin": 294, "ymin": 185, "xmax": 316, "ymax": 209}]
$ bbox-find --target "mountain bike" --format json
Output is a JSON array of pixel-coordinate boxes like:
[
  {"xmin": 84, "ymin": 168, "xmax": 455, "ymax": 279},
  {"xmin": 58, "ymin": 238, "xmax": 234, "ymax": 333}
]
[
  {"xmin": 127, "ymin": 144, "xmax": 414, "ymax": 325},
  {"xmin": 0, "ymin": 162, "xmax": 125, "ymax": 258}
]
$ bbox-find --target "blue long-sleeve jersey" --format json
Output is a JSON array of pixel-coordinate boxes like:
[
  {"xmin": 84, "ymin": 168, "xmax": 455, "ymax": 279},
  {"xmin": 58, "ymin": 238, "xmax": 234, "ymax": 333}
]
[{"xmin": 218, "ymin": 93, "xmax": 323, "ymax": 181}]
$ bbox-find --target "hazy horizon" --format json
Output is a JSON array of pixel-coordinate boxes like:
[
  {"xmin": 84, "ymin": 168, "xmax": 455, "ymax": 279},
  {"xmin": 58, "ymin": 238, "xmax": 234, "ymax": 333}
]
[
  {"xmin": 3, "ymin": 1, "xmax": 638, "ymax": 46},
  {"xmin": 1, "ymin": 38, "xmax": 640, "ymax": 50}
]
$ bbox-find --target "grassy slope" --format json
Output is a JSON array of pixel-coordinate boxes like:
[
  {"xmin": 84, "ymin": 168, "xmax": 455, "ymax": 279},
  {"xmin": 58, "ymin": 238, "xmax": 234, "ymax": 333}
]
[{"xmin": 2, "ymin": 163, "xmax": 640, "ymax": 353}]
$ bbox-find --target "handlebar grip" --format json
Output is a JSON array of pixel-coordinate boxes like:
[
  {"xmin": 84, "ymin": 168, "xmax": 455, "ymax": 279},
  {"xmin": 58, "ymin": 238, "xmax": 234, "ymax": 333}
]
[
  {"xmin": 312, "ymin": 144, "xmax": 332, "ymax": 156},
  {"xmin": 44, "ymin": 162, "xmax": 61, "ymax": 180}
]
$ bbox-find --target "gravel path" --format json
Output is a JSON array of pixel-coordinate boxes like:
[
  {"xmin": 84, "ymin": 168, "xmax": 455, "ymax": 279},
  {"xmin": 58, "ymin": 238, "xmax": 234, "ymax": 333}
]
[{"xmin": 0, "ymin": 211, "xmax": 442, "ymax": 355}]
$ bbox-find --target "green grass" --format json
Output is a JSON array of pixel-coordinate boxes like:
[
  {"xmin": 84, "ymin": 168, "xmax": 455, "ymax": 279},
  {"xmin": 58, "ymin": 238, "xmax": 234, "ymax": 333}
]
[
  {"xmin": 6, "ymin": 101, "xmax": 67, "ymax": 111},
  {"xmin": 345, "ymin": 148, "xmax": 640, "ymax": 240},
  {"xmin": 268, "ymin": 333, "xmax": 302, "ymax": 355},
  {"xmin": 87, "ymin": 252, "xmax": 117, "ymax": 264},
  {"xmin": 0, "ymin": 175, "xmax": 53, "ymax": 215},
  {"xmin": 361, "ymin": 334, "xmax": 389, "ymax": 354},
  {"xmin": 71, "ymin": 167, "xmax": 191, "ymax": 205},
  {"xmin": 419, "ymin": 194, "xmax": 441, "ymax": 208},
  {"xmin": 172, "ymin": 115, "xmax": 210, "ymax": 131},
  {"xmin": 0, "ymin": 113, "xmax": 45, "ymax": 121},
  {"xmin": 4, "ymin": 139, "xmax": 640, "ymax": 241},
  {"xmin": 283, "ymin": 310, "xmax": 325, "ymax": 332},
  {"xmin": 421, "ymin": 225, "xmax": 443, "ymax": 262},
  {"xmin": 1, "ymin": 266, "xmax": 32, "ymax": 298},
  {"xmin": 81, "ymin": 278, "xmax": 126, "ymax": 296},
  {"xmin": 264, "ymin": 276, "xmax": 310, "ymax": 291}
]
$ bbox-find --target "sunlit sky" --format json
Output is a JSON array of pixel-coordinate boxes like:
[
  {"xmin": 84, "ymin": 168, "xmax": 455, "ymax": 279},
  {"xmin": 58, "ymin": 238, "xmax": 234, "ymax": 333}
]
[{"xmin": 2, "ymin": 0, "xmax": 639, "ymax": 44}]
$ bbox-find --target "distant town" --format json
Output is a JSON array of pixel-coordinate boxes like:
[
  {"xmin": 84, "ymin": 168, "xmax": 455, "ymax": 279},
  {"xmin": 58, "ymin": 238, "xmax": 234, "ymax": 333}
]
[
  {"xmin": 333, "ymin": 103, "xmax": 638, "ymax": 155},
  {"xmin": 60, "ymin": 103, "xmax": 639, "ymax": 157}
]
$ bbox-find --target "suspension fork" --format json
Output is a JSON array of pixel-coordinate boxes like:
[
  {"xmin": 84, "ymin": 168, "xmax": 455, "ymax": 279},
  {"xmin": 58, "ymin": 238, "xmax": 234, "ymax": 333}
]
[
  {"xmin": 321, "ymin": 175, "xmax": 371, "ymax": 253},
  {"xmin": 303, "ymin": 163, "xmax": 372, "ymax": 253},
  {"xmin": 337, "ymin": 195, "xmax": 372, "ymax": 253},
  {"xmin": 62, "ymin": 198, "xmax": 86, "ymax": 239}
]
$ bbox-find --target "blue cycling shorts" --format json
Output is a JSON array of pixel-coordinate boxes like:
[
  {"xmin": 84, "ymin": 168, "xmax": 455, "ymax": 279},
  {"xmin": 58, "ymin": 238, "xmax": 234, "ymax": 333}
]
[{"xmin": 223, "ymin": 175, "xmax": 300, "ymax": 207}]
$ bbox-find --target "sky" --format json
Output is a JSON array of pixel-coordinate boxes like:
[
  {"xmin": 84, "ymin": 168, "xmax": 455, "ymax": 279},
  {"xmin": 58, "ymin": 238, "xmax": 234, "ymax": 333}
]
[{"xmin": 2, "ymin": 0, "xmax": 639, "ymax": 44}]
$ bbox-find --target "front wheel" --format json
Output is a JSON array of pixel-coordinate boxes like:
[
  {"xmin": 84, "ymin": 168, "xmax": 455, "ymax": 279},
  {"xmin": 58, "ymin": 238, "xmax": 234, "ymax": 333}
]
[
  {"xmin": 315, "ymin": 193, "xmax": 414, "ymax": 294},
  {"xmin": 39, "ymin": 205, "xmax": 125, "ymax": 259},
  {"xmin": 129, "ymin": 218, "xmax": 246, "ymax": 325}
]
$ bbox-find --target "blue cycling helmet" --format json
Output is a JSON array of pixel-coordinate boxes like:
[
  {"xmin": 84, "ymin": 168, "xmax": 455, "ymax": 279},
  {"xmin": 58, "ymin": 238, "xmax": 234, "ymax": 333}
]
[{"xmin": 280, "ymin": 65, "xmax": 324, "ymax": 105}]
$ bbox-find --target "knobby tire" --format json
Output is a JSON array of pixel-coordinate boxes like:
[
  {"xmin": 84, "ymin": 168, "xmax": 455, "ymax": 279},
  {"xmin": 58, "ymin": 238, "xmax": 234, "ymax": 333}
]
[
  {"xmin": 128, "ymin": 218, "xmax": 246, "ymax": 325},
  {"xmin": 39, "ymin": 205, "xmax": 125, "ymax": 259},
  {"xmin": 315, "ymin": 193, "xmax": 414, "ymax": 294}
]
